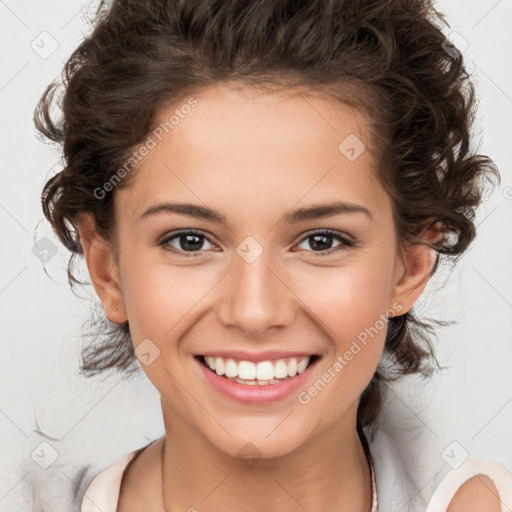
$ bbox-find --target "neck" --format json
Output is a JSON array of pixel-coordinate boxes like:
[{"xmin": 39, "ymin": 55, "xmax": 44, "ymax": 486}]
[{"xmin": 159, "ymin": 401, "xmax": 372, "ymax": 512}]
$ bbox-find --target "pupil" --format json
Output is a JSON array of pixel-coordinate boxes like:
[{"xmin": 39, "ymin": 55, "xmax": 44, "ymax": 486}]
[
  {"xmin": 310, "ymin": 234, "xmax": 332, "ymax": 251},
  {"xmin": 181, "ymin": 234, "xmax": 203, "ymax": 251}
]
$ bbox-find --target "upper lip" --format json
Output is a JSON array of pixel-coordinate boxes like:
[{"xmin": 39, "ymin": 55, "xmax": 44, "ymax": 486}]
[{"xmin": 197, "ymin": 350, "xmax": 318, "ymax": 363}]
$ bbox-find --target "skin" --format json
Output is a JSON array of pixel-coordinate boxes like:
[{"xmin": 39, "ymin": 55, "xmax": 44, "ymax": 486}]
[
  {"xmin": 447, "ymin": 475, "xmax": 501, "ymax": 512},
  {"xmin": 78, "ymin": 83, "xmax": 441, "ymax": 512}
]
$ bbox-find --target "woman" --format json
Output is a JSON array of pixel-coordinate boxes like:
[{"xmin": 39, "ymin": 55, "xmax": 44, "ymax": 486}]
[{"xmin": 34, "ymin": 0, "xmax": 512, "ymax": 510}]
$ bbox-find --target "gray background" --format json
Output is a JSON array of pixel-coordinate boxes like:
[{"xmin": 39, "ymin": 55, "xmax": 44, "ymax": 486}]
[{"xmin": 1, "ymin": 0, "xmax": 511, "ymax": 509}]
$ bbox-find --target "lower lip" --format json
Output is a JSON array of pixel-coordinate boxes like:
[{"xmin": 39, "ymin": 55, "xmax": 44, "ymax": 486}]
[{"xmin": 195, "ymin": 356, "xmax": 319, "ymax": 405}]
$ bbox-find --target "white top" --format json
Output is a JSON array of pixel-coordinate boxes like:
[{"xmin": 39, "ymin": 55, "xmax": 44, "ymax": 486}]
[{"xmin": 80, "ymin": 427, "xmax": 512, "ymax": 512}]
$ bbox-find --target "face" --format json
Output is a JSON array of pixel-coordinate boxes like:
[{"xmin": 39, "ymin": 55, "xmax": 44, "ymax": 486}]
[{"xmin": 81, "ymin": 83, "xmax": 434, "ymax": 460}]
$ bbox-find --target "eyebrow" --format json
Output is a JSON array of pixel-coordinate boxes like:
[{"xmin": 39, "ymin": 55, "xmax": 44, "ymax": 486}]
[{"xmin": 139, "ymin": 200, "xmax": 373, "ymax": 224}]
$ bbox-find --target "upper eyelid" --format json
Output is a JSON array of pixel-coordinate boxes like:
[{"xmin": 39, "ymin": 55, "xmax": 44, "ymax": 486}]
[{"xmin": 159, "ymin": 229, "xmax": 218, "ymax": 245}]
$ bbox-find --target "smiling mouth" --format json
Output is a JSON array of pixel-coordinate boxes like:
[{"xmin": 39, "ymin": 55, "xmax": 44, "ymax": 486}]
[{"xmin": 195, "ymin": 354, "xmax": 320, "ymax": 386}]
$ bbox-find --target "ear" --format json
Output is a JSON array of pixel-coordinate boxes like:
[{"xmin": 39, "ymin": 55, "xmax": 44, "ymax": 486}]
[
  {"xmin": 76, "ymin": 213, "xmax": 127, "ymax": 323},
  {"xmin": 388, "ymin": 221, "xmax": 442, "ymax": 316}
]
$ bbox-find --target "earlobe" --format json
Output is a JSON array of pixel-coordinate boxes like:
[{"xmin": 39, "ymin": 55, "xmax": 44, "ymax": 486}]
[{"xmin": 76, "ymin": 213, "xmax": 127, "ymax": 323}]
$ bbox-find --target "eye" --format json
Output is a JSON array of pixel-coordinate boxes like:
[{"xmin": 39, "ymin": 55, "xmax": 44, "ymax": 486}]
[
  {"xmin": 158, "ymin": 229, "xmax": 217, "ymax": 255},
  {"xmin": 295, "ymin": 229, "xmax": 354, "ymax": 255},
  {"xmin": 158, "ymin": 228, "xmax": 354, "ymax": 257}
]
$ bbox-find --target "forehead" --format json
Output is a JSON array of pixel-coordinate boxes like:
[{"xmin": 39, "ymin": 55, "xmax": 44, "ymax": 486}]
[{"xmin": 116, "ymin": 83, "xmax": 390, "ymax": 224}]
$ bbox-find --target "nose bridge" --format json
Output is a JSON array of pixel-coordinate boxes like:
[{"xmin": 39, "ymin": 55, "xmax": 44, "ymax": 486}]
[{"xmin": 217, "ymin": 243, "xmax": 294, "ymax": 336}]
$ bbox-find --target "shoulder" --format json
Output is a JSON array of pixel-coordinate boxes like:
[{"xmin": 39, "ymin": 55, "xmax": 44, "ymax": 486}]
[
  {"xmin": 426, "ymin": 458, "xmax": 512, "ymax": 512},
  {"xmin": 81, "ymin": 437, "xmax": 163, "ymax": 512},
  {"xmin": 81, "ymin": 450, "xmax": 139, "ymax": 512},
  {"xmin": 116, "ymin": 437, "xmax": 165, "ymax": 512},
  {"xmin": 446, "ymin": 474, "xmax": 501, "ymax": 512}
]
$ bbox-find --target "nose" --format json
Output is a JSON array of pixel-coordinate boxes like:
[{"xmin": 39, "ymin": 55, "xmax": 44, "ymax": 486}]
[{"xmin": 217, "ymin": 250, "xmax": 296, "ymax": 338}]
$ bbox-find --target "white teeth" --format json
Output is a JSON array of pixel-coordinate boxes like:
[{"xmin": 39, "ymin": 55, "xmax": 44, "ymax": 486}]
[
  {"xmin": 297, "ymin": 357, "xmax": 309, "ymax": 374},
  {"xmin": 224, "ymin": 358, "xmax": 238, "ymax": 378},
  {"xmin": 214, "ymin": 357, "xmax": 225, "ymax": 376},
  {"xmin": 274, "ymin": 360, "xmax": 288, "ymax": 378},
  {"xmin": 256, "ymin": 361, "xmax": 274, "ymax": 380},
  {"xmin": 232, "ymin": 377, "xmax": 282, "ymax": 386},
  {"xmin": 238, "ymin": 361, "xmax": 256, "ymax": 380},
  {"xmin": 203, "ymin": 355, "xmax": 312, "ymax": 383},
  {"xmin": 287, "ymin": 358, "xmax": 297, "ymax": 377}
]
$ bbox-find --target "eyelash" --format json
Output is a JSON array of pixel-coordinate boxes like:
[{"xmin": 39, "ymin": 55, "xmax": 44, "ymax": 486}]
[{"xmin": 158, "ymin": 229, "xmax": 355, "ymax": 257}]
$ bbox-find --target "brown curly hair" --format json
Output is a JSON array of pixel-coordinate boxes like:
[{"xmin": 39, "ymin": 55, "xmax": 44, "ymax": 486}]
[{"xmin": 34, "ymin": 0, "xmax": 499, "ymax": 439}]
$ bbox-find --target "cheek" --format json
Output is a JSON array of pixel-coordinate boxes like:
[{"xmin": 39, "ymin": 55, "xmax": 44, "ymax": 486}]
[
  {"xmin": 120, "ymin": 252, "xmax": 213, "ymax": 347},
  {"xmin": 291, "ymin": 255, "xmax": 395, "ymax": 405},
  {"xmin": 293, "ymin": 263, "xmax": 393, "ymax": 416},
  {"xmin": 337, "ymin": 268, "xmax": 391, "ymax": 344},
  {"xmin": 119, "ymin": 260, "xmax": 209, "ymax": 395},
  {"xmin": 293, "ymin": 257, "xmax": 394, "ymax": 343}
]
